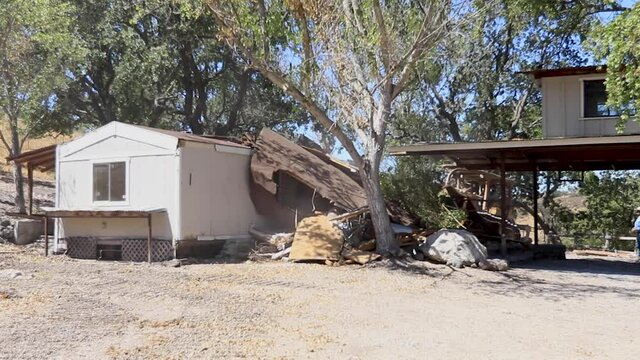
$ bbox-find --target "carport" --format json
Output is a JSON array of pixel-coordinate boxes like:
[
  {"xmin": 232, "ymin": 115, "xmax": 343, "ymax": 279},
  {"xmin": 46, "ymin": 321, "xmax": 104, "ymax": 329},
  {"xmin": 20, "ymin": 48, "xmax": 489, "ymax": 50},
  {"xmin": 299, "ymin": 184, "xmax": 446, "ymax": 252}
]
[{"xmin": 389, "ymin": 134, "xmax": 640, "ymax": 255}]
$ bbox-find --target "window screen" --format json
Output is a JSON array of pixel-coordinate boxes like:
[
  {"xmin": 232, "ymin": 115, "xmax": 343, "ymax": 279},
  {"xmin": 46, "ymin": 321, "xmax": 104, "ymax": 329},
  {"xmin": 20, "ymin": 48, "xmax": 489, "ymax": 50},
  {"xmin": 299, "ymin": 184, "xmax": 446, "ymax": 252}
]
[
  {"xmin": 583, "ymin": 80, "xmax": 618, "ymax": 118},
  {"xmin": 93, "ymin": 162, "xmax": 126, "ymax": 202}
]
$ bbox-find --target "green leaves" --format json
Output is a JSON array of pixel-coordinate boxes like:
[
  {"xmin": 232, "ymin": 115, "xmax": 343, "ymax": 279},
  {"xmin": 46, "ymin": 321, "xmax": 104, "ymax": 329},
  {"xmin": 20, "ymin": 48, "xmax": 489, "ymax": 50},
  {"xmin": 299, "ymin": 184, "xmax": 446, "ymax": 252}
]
[
  {"xmin": 564, "ymin": 171, "xmax": 640, "ymax": 237},
  {"xmin": 590, "ymin": 3, "xmax": 640, "ymax": 120},
  {"xmin": 0, "ymin": 0, "xmax": 86, "ymax": 141}
]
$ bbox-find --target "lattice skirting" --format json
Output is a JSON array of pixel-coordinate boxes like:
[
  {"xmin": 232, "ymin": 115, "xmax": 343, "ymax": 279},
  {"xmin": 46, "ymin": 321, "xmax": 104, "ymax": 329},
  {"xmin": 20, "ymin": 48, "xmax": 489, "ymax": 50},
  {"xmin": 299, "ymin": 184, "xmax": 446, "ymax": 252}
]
[
  {"xmin": 66, "ymin": 237, "xmax": 97, "ymax": 259},
  {"xmin": 122, "ymin": 239, "xmax": 173, "ymax": 262},
  {"xmin": 63, "ymin": 237, "xmax": 173, "ymax": 262}
]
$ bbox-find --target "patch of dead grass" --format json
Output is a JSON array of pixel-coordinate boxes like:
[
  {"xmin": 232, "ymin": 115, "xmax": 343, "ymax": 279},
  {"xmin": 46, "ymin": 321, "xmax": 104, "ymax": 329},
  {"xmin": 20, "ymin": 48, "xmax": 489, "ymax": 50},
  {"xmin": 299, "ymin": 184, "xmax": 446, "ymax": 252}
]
[{"xmin": 0, "ymin": 291, "xmax": 50, "ymax": 315}]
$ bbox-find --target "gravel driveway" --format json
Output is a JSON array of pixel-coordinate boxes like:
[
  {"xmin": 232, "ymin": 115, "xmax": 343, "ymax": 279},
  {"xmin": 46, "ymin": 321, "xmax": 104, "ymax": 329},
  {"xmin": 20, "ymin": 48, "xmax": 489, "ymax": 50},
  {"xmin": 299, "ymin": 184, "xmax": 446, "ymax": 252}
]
[{"xmin": 1, "ymin": 243, "xmax": 639, "ymax": 359}]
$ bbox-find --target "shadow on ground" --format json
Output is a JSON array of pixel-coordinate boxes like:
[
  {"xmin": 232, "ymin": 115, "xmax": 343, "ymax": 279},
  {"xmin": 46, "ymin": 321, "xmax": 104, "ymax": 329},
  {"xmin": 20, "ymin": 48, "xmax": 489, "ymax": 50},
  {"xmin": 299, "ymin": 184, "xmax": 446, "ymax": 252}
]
[
  {"xmin": 472, "ymin": 257, "xmax": 640, "ymax": 301},
  {"xmin": 516, "ymin": 257, "xmax": 640, "ymax": 277}
]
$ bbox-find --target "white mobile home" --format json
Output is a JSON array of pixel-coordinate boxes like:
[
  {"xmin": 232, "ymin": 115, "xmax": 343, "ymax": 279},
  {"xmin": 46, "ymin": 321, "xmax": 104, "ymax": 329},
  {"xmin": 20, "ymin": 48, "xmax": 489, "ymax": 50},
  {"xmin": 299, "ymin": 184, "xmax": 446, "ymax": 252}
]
[{"xmin": 52, "ymin": 121, "xmax": 263, "ymax": 261}]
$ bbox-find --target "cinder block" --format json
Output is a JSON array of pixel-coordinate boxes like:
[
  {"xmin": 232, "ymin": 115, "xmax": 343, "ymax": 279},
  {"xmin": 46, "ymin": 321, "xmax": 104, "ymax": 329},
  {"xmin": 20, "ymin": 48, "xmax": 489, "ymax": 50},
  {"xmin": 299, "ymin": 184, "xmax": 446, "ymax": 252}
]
[{"xmin": 14, "ymin": 219, "xmax": 44, "ymax": 245}]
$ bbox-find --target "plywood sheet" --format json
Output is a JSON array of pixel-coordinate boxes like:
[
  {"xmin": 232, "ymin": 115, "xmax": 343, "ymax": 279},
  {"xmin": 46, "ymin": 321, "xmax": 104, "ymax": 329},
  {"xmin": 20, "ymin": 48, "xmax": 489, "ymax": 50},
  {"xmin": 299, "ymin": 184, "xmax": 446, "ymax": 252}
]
[{"xmin": 289, "ymin": 215, "xmax": 344, "ymax": 262}]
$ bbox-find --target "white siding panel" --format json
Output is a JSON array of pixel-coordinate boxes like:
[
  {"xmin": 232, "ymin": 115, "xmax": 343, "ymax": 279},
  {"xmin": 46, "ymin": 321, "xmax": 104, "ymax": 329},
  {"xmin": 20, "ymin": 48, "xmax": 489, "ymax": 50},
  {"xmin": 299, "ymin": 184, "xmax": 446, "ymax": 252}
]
[
  {"xmin": 624, "ymin": 120, "xmax": 640, "ymax": 134},
  {"xmin": 542, "ymin": 73, "xmax": 640, "ymax": 138},
  {"xmin": 62, "ymin": 135, "xmax": 175, "ymax": 162},
  {"xmin": 60, "ymin": 121, "xmax": 178, "ymax": 158},
  {"xmin": 543, "ymin": 77, "xmax": 565, "ymax": 137},
  {"xmin": 57, "ymin": 154, "xmax": 178, "ymax": 240},
  {"xmin": 179, "ymin": 143, "xmax": 263, "ymax": 239},
  {"xmin": 583, "ymin": 119, "xmax": 602, "ymax": 137},
  {"xmin": 563, "ymin": 77, "xmax": 582, "ymax": 137}
]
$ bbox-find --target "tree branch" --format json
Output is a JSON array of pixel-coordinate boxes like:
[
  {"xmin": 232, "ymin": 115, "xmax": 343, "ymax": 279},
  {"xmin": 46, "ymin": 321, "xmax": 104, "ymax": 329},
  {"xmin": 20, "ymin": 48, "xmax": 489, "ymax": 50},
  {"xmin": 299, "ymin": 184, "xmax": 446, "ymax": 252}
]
[
  {"xmin": 371, "ymin": 0, "xmax": 392, "ymax": 71},
  {"xmin": 207, "ymin": 1, "xmax": 363, "ymax": 166},
  {"xmin": 0, "ymin": 129, "xmax": 12, "ymax": 155}
]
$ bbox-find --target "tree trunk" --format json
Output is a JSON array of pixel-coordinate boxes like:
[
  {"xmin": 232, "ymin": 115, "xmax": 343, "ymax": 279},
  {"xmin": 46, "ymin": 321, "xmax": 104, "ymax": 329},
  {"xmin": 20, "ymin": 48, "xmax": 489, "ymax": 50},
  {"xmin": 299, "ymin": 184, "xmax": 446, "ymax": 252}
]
[
  {"xmin": 9, "ymin": 122, "xmax": 25, "ymax": 213},
  {"xmin": 12, "ymin": 163, "xmax": 25, "ymax": 213},
  {"xmin": 359, "ymin": 154, "xmax": 398, "ymax": 256},
  {"xmin": 514, "ymin": 200, "xmax": 554, "ymax": 236}
]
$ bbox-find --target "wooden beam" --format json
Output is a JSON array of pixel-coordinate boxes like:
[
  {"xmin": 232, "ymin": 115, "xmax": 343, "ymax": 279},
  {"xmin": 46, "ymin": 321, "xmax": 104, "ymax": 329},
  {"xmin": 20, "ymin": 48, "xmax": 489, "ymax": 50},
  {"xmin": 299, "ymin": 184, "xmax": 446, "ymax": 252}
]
[
  {"xmin": 5, "ymin": 212, "xmax": 45, "ymax": 220},
  {"xmin": 500, "ymin": 155, "xmax": 507, "ymax": 257},
  {"xmin": 147, "ymin": 214, "xmax": 152, "ymax": 263},
  {"xmin": 44, "ymin": 210, "xmax": 156, "ymax": 218},
  {"xmin": 39, "ymin": 163, "xmax": 56, "ymax": 172},
  {"xmin": 8, "ymin": 147, "xmax": 55, "ymax": 164},
  {"xmin": 44, "ymin": 216, "xmax": 49, "ymax": 257},
  {"xmin": 533, "ymin": 169, "xmax": 539, "ymax": 246},
  {"xmin": 27, "ymin": 165, "xmax": 33, "ymax": 215},
  {"xmin": 26, "ymin": 153, "xmax": 55, "ymax": 166}
]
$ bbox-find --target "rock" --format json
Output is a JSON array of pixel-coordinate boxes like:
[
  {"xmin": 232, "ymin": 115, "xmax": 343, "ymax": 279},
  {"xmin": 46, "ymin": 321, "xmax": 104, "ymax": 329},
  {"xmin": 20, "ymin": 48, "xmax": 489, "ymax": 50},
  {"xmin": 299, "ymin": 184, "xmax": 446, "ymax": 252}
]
[
  {"xmin": 448, "ymin": 257, "xmax": 465, "ymax": 268},
  {"xmin": 162, "ymin": 259, "xmax": 182, "ymax": 268},
  {"xmin": 478, "ymin": 259, "xmax": 510, "ymax": 271},
  {"xmin": 1, "ymin": 228, "xmax": 14, "ymax": 242},
  {"xmin": 1, "ymin": 219, "xmax": 11, "ymax": 227},
  {"xmin": 0, "ymin": 269, "xmax": 24, "ymax": 279},
  {"xmin": 419, "ymin": 229, "xmax": 488, "ymax": 267}
]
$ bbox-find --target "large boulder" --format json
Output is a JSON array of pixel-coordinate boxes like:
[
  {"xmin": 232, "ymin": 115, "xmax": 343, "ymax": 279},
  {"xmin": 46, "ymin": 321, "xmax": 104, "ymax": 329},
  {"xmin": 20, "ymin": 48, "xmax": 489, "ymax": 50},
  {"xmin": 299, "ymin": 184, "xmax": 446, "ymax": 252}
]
[{"xmin": 419, "ymin": 229, "xmax": 488, "ymax": 268}]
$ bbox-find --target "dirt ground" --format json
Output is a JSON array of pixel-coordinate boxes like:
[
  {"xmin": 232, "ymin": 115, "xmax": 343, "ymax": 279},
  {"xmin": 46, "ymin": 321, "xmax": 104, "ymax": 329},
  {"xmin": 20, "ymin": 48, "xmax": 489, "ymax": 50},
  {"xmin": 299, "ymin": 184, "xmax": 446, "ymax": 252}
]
[{"xmin": 1, "ymin": 243, "xmax": 639, "ymax": 360}]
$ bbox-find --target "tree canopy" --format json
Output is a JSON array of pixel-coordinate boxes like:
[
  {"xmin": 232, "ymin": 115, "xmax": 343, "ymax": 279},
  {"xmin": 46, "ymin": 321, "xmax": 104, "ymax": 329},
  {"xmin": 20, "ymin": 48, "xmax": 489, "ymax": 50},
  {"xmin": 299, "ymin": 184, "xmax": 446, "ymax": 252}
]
[
  {"xmin": 592, "ymin": 2, "xmax": 640, "ymax": 120},
  {"xmin": 0, "ymin": 0, "xmax": 85, "ymax": 211}
]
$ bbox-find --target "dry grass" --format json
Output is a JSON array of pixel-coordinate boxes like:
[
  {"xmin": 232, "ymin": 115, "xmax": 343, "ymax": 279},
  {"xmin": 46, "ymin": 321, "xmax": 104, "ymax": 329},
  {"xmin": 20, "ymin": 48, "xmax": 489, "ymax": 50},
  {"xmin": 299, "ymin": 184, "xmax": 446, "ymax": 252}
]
[{"xmin": 0, "ymin": 122, "xmax": 76, "ymax": 180}]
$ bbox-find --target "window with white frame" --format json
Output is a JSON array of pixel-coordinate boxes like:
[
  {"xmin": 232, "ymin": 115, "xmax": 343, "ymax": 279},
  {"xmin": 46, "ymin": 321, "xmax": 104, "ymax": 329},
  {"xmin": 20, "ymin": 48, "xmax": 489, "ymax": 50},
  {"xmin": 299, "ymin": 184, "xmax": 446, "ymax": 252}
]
[
  {"xmin": 583, "ymin": 79, "xmax": 619, "ymax": 118},
  {"xmin": 93, "ymin": 162, "xmax": 126, "ymax": 202}
]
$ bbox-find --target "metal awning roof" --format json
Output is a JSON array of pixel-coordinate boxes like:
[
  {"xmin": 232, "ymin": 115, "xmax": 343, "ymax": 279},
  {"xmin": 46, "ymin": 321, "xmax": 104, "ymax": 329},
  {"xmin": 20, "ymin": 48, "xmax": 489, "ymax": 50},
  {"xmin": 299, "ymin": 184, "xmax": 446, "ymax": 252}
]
[{"xmin": 389, "ymin": 134, "xmax": 640, "ymax": 172}]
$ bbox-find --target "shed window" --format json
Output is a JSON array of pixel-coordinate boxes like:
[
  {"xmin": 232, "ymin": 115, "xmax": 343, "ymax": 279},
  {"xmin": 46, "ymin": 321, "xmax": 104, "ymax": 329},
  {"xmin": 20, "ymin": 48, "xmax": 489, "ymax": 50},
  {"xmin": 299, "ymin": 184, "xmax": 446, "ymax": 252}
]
[
  {"xmin": 583, "ymin": 80, "xmax": 618, "ymax": 118},
  {"xmin": 93, "ymin": 162, "xmax": 126, "ymax": 202}
]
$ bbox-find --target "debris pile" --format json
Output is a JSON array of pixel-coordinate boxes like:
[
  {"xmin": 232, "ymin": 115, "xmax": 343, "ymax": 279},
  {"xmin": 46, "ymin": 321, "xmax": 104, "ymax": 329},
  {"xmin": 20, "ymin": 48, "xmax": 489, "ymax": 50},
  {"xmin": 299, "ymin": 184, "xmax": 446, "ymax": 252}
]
[
  {"xmin": 249, "ymin": 209, "xmax": 381, "ymax": 265},
  {"xmin": 245, "ymin": 128, "xmax": 508, "ymax": 271},
  {"xmin": 249, "ymin": 211, "xmax": 507, "ymax": 271}
]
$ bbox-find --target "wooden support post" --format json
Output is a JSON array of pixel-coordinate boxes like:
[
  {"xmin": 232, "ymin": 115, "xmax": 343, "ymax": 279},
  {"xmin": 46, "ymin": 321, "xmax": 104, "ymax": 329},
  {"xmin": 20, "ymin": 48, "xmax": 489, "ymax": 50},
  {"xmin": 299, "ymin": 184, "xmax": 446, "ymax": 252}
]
[
  {"xmin": 27, "ymin": 165, "xmax": 34, "ymax": 215},
  {"xmin": 500, "ymin": 157, "xmax": 507, "ymax": 257},
  {"xmin": 482, "ymin": 180, "xmax": 491, "ymax": 211},
  {"xmin": 147, "ymin": 214, "xmax": 152, "ymax": 263},
  {"xmin": 43, "ymin": 216, "xmax": 49, "ymax": 257},
  {"xmin": 533, "ymin": 169, "xmax": 539, "ymax": 246}
]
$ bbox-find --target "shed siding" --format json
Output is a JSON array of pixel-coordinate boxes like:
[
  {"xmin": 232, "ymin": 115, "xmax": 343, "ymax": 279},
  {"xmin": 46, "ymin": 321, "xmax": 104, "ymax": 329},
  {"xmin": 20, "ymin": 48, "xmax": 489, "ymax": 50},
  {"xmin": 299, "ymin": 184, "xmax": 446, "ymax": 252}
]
[
  {"xmin": 542, "ymin": 74, "xmax": 640, "ymax": 138},
  {"xmin": 57, "ymin": 136, "xmax": 178, "ymax": 240},
  {"xmin": 179, "ymin": 143, "xmax": 263, "ymax": 239},
  {"xmin": 62, "ymin": 135, "xmax": 175, "ymax": 161}
]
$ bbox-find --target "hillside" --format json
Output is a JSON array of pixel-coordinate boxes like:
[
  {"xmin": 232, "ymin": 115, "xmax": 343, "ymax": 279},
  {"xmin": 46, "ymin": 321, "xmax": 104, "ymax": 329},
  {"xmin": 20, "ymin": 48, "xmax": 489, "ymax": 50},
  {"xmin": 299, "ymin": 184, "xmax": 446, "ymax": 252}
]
[
  {"xmin": 0, "ymin": 124, "xmax": 74, "ymax": 215},
  {"xmin": 0, "ymin": 124, "xmax": 74, "ymax": 181},
  {"xmin": 0, "ymin": 170, "xmax": 54, "ymax": 215}
]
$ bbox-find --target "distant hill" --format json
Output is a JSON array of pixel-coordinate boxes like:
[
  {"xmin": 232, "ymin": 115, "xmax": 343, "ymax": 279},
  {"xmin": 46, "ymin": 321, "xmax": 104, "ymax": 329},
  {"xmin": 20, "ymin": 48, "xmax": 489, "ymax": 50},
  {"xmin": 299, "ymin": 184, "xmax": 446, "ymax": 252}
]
[
  {"xmin": 554, "ymin": 193, "xmax": 587, "ymax": 213},
  {"xmin": 0, "ymin": 124, "xmax": 75, "ymax": 181}
]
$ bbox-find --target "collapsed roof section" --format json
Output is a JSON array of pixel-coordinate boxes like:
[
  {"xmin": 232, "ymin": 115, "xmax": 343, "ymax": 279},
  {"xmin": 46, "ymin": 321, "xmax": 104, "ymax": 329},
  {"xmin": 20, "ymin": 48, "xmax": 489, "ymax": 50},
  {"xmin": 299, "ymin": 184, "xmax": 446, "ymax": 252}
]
[{"xmin": 250, "ymin": 128, "xmax": 367, "ymax": 212}]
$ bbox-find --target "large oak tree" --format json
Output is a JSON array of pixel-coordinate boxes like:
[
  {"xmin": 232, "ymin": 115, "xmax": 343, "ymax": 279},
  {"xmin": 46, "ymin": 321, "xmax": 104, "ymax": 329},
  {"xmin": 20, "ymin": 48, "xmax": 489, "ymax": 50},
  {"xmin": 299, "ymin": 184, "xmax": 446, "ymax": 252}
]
[{"xmin": 205, "ymin": 0, "xmax": 467, "ymax": 254}]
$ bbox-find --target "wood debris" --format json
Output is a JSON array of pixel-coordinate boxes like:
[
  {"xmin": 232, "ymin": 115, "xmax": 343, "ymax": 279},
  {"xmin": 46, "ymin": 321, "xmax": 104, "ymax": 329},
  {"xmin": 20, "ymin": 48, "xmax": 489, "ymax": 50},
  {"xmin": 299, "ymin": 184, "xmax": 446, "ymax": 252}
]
[
  {"xmin": 341, "ymin": 249, "xmax": 381, "ymax": 265},
  {"xmin": 289, "ymin": 215, "xmax": 344, "ymax": 262}
]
